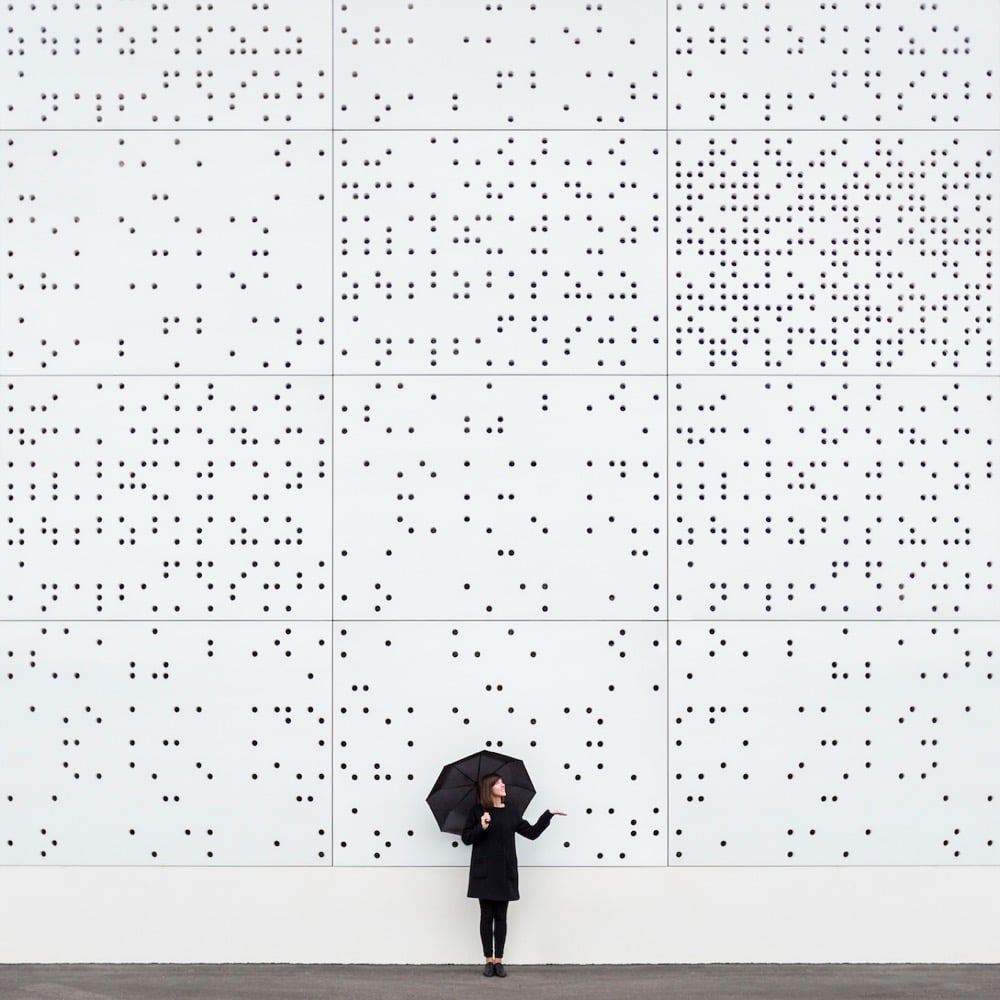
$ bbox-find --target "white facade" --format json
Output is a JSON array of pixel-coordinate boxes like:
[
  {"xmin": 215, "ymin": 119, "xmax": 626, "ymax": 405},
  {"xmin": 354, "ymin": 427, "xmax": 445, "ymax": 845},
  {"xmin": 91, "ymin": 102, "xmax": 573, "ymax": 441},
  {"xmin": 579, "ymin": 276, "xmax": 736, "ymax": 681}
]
[{"xmin": 1, "ymin": 0, "xmax": 998, "ymax": 963}]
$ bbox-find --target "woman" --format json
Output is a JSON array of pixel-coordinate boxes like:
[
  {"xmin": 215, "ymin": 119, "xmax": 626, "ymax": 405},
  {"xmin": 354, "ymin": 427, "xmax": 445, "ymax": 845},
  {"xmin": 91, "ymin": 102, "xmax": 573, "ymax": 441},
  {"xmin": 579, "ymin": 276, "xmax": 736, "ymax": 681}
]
[{"xmin": 461, "ymin": 773, "xmax": 566, "ymax": 977}]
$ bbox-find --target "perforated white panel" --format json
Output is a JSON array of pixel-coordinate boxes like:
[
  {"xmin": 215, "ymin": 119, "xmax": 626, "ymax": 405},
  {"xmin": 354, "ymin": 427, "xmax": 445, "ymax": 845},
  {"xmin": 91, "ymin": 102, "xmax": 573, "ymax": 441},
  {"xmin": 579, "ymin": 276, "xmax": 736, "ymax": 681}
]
[
  {"xmin": 671, "ymin": 377, "xmax": 998, "ymax": 619},
  {"xmin": 671, "ymin": 621, "xmax": 998, "ymax": 864},
  {"xmin": 3, "ymin": 376, "xmax": 331, "ymax": 620},
  {"xmin": 669, "ymin": 0, "xmax": 999, "ymax": 130},
  {"xmin": 670, "ymin": 130, "xmax": 997, "ymax": 374},
  {"xmin": 2, "ymin": 131, "xmax": 331, "ymax": 375},
  {"xmin": 335, "ymin": 130, "xmax": 665, "ymax": 374},
  {"xmin": 1, "ymin": 1, "xmax": 332, "ymax": 129},
  {"xmin": 2, "ymin": 622, "xmax": 330, "ymax": 864},
  {"xmin": 333, "ymin": 0, "xmax": 665, "ymax": 130},
  {"xmin": 335, "ymin": 376, "xmax": 665, "ymax": 620},
  {"xmin": 334, "ymin": 622, "xmax": 665, "ymax": 865},
  {"xmin": 2, "ymin": 1, "xmax": 998, "ymax": 871}
]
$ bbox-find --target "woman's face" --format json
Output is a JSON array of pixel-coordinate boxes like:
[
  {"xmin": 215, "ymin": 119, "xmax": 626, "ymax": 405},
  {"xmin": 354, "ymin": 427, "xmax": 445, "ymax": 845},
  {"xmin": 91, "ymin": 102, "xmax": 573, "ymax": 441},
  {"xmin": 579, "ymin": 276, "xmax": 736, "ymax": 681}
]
[{"xmin": 492, "ymin": 778, "xmax": 506, "ymax": 799}]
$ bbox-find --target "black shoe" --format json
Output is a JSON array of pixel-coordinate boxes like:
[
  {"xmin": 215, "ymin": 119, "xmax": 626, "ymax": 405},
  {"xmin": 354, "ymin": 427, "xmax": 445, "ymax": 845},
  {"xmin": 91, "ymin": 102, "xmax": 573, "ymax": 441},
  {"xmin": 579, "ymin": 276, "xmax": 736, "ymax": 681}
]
[
  {"xmin": 494, "ymin": 962, "xmax": 507, "ymax": 978},
  {"xmin": 483, "ymin": 963, "xmax": 496, "ymax": 977}
]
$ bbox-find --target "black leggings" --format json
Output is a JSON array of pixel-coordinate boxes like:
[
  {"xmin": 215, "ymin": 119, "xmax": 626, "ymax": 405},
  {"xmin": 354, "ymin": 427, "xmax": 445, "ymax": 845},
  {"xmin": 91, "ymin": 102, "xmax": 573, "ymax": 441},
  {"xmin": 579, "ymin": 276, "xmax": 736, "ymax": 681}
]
[{"xmin": 479, "ymin": 899, "xmax": 509, "ymax": 959}]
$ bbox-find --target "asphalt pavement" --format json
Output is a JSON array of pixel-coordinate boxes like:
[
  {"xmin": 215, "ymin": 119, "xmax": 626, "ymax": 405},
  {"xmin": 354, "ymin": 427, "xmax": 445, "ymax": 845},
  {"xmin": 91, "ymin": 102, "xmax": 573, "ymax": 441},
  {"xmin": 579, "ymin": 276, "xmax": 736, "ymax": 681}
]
[{"xmin": 0, "ymin": 964, "xmax": 997, "ymax": 1000}]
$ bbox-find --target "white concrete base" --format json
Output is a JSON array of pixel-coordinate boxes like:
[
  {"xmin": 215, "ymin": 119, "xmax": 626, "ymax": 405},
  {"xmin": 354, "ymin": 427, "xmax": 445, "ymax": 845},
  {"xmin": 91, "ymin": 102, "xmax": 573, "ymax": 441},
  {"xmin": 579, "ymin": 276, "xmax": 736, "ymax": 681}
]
[{"xmin": 1, "ymin": 866, "xmax": 998, "ymax": 963}]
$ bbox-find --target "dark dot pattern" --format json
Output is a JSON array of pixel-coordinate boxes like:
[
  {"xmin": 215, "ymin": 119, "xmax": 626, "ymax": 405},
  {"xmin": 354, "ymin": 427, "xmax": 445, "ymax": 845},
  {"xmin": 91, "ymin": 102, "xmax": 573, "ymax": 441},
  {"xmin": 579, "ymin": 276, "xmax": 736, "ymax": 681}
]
[
  {"xmin": 669, "ymin": 0, "xmax": 999, "ymax": 129},
  {"xmin": 334, "ymin": 1, "xmax": 665, "ymax": 130},
  {"xmin": 335, "ymin": 132, "xmax": 665, "ymax": 374},
  {"xmin": 334, "ymin": 622, "xmax": 664, "ymax": 864},
  {"xmin": 0, "ymin": 1, "xmax": 996, "ymax": 868},
  {"xmin": 671, "ymin": 622, "xmax": 997, "ymax": 864},
  {"xmin": 2, "ymin": 3, "xmax": 330, "ymax": 128},
  {"xmin": 1, "ymin": 622, "xmax": 329, "ymax": 863},
  {"xmin": 3, "ymin": 132, "xmax": 330, "ymax": 375}
]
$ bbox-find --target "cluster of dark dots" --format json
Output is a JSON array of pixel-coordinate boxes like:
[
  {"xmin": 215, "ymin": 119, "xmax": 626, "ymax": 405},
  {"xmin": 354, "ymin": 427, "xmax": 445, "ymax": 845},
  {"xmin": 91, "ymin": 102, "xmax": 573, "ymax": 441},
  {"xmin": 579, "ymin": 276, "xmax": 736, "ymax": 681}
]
[
  {"xmin": 4, "ymin": 134, "xmax": 330, "ymax": 375},
  {"xmin": 334, "ymin": 379, "xmax": 663, "ymax": 617},
  {"xmin": 334, "ymin": 625, "xmax": 665, "ymax": 862},
  {"xmin": 3, "ymin": 2, "xmax": 328, "ymax": 125},
  {"xmin": 335, "ymin": 132, "xmax": 663, "ymax": 373},
  {"xmin": 3, "ymin": 622, "xmax": 329, "ymax": 861},
  {"xmin": 3, "ymin": 0, "xmax": 995, "ymax": 874},
  {"xmin": 335, "ymin": 2, "xmax": 663, "ymax": 127},
  {"xmin": 670, "ymin": 378, "xmax": 995, "ymax": 616},
  {"xmin": 670, "ymin": 624, "xmax": 996, "ymax": 861},
  {"xmin": 671, "ymin": 133, "xmax": 994, "ymax": 373},
  {"xmin": 4, "ymin": 379, "xmax": 330, "ymax": 615},
  {"xmin": 670, "ymin": 0, "xmax": 996, "ymax": 126}
]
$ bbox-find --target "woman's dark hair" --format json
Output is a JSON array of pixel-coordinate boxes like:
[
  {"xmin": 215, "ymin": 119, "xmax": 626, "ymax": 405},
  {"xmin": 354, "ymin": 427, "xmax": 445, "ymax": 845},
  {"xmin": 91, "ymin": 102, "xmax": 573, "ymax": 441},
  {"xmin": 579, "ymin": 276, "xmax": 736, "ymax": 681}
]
[{"xmin": 478, "ymin": 773, "xmax": 502, "ymax": 809}]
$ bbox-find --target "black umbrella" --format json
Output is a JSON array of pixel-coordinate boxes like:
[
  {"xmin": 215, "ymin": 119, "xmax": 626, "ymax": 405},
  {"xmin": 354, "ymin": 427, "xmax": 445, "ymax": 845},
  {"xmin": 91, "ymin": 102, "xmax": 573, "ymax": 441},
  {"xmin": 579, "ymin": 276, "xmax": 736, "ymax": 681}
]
[{"xmin": 426, "ymin": 749, "xmax": 536, "ymax": 835}]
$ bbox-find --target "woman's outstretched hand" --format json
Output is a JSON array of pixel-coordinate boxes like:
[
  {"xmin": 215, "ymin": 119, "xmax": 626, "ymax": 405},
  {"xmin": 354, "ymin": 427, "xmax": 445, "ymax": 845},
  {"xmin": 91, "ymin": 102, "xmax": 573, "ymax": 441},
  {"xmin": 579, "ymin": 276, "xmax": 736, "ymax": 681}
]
[{"xmin": 550, "ymin": 810, "xmax": 567, "ymax": 816}]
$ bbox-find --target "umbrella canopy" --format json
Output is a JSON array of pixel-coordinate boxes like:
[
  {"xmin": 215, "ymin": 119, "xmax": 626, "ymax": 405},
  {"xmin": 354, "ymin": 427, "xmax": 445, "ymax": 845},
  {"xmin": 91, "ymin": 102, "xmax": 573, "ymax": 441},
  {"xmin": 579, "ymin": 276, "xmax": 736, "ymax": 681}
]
[{"xmin": 426, "ymin": 749, "xmax": 536, "ymax": 835}]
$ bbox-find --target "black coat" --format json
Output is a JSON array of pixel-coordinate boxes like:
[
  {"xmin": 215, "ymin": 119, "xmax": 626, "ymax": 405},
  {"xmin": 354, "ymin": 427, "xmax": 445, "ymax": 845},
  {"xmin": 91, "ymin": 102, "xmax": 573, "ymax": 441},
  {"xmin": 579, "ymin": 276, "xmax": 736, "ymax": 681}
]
[{"xmin": 462, "ymin": 803, "xmax": 553, "ymax": 901}]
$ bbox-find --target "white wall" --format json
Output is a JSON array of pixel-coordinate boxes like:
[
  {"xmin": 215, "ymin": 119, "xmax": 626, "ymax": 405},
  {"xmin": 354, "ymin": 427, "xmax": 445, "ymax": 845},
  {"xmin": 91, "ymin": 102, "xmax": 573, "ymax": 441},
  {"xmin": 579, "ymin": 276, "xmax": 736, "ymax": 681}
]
[
  {"xmin": 1, "ymin": 0, "xmax": 998, "ymax": 964},
  {"xmin": 2, "ymin": 866, "xmax": 1000, "ymax": 963}
]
